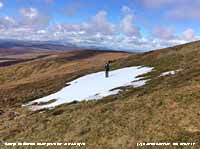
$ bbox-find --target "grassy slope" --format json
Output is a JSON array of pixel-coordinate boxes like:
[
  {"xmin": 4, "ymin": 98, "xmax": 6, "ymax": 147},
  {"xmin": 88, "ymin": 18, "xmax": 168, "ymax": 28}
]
[
  {"xmin": 1, "ymin": 41, "xmax": 200, "ymax": 148},
  {"xmin": 0, "ymin": 50, "xmax": 129, "ymax": 107}
]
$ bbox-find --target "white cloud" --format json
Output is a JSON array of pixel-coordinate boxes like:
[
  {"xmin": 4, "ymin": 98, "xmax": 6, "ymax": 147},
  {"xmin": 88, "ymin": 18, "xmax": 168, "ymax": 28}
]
[
  {"xmin": 0, "ymin": 1, "xmax": 3, "ymax": 8},
  {"xmin": 120, "ymin": 6, "xmax": 140, "ymax": 37},
  {"xmin": 120, "ymin": 13, "xmax": 140, "ymax": 37},
  {"xmin": 4, "ymin": 16, "xmax": 15, "ymax": 24},
  {"xmin": 20, "ymin": 8, "xmax": 38, "ymax": 19},
  {"xmin": 150, "ymin": 27, "xmax": 200, "ymax": 51},
  {"xmin": 0, "ymin": 7, "xmax": 51, "ymax": 40},
  {"xmin": 153, "ymin": 27, "xmax": 198, "ymax": 43},
  {"xmin": 0, "ymin": 16, "xmax": 16, "ymax": 30},
  {"xmin": 153, "ymin": 27, "xmax": 175, "ymax": 40},
  {"xmin": 19, "ymin": 7, "xmax": 50, "ymax": 29},
  {"xmin": 89, "ymin": 10, "xmax": 115, "ymax": 35},
  {"xmin": 182, "ymin": 28, "xmax": 195, "ymax": 40},
  {"xmin": 121, "ymin": 5, "xmax": 132, "ymax": 14},
  {"xmin": 50, "ymin": 10, "xmax": 115, "ymax": 36}
]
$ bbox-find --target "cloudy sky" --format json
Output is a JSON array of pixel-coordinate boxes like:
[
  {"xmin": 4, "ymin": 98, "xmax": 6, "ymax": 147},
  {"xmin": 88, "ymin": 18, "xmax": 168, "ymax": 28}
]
[{"xmin": 0, "ymin": 0, "xmax": 199, "ymax": 51}]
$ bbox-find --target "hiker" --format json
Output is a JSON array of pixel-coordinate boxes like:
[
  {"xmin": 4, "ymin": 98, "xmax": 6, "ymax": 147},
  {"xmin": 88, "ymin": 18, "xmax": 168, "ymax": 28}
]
[{"xmin": 104, "ymin": 61, "xmax": 110, "ymax": 78}]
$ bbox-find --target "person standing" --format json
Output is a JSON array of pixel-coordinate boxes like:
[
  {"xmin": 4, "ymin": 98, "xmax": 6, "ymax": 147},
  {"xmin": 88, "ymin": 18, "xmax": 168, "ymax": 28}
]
[{"xmin": 104, "ymin": 61, "xmax": 110, "ymax": 78}]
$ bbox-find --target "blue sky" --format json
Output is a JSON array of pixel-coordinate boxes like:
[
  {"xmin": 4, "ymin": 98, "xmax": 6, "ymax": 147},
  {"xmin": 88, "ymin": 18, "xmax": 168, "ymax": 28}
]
[{"xmin": 0, "ymin": 0, "xmax": 200, "ymax": 51}]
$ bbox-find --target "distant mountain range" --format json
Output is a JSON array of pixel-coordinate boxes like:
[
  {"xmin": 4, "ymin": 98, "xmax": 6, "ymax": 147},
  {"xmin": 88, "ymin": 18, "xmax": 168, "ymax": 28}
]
[
  {"xmin": 0, "ymin": 39, "xmax": 79, "ymax": 51},
  {"xmin": 0, "ymin": 39, "xmax": 141, "ymax": 54}
]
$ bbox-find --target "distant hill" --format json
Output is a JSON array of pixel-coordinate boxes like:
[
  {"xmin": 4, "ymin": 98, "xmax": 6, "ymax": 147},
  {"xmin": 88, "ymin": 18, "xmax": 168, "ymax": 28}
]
[
  {"xmin": 0, "ymin": 39, "xmax": 78, "ymax": 50},
  {"xmin": 0, "ymin": 39, "xmax": 138, "ymax": 56}
]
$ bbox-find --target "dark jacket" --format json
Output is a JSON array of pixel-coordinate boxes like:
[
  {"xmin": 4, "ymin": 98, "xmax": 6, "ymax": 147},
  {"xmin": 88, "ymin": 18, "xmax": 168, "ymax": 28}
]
[{"xmin": 104, "ymin": 63, "xmax": 110, "ymax": 71}]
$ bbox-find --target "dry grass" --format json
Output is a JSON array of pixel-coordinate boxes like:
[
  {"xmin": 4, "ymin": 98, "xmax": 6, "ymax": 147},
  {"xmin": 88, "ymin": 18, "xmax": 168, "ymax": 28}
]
[
  {"xmin": 1, "ymin": 41, "xmax": 200, "ymax": 148},
  {"xmin": 0, "ymin": 50, "xmax": 129, "ymax": 107}
]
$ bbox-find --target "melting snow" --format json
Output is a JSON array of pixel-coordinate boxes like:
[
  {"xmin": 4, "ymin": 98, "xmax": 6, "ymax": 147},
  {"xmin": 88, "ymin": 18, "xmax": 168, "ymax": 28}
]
[
  {"xmin": 161, "ymin": 71, "xmax": 176, "ymax": 76},
  {"xmin": 24, "ymin": 66, "xmax": 153, "ymax": 110},
  {"xmin": 160, "ymin": 69, "xmax": 181, "ymax": 76}
]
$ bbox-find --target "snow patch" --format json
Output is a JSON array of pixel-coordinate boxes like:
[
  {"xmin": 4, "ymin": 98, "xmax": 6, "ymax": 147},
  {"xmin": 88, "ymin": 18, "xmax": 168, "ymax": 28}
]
[
  {"xmin": 161, "ymin": 71, "xmax": 176, "ymax": 76},
  {"xmin": 24, "ymin": 66, "xmax": 153, "ymax": 110},
  {"xmin": 160, "ymin": 69, "xmax": 181, "ymax": 76}
]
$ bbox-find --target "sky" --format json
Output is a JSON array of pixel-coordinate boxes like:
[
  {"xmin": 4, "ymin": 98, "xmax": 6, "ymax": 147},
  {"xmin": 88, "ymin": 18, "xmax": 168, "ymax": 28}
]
[{"xmin": 0, "ymin": 0, "xmax": 200, "ymax": 52}]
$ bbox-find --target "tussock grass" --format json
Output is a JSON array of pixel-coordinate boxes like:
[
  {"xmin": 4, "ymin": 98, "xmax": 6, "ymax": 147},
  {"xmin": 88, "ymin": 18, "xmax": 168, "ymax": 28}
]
[{"xmin": 1, "ymin": 41, "xmax": 200, "ymax": 148}]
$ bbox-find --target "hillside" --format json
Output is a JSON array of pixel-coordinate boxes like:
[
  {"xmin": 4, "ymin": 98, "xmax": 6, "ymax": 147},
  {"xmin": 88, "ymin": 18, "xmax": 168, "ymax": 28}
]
[
  {"xmin": 0, "ymin": 50, "xmax": 129, "ymax": 107},
  {"xmin": 1, "ymin": 40, "xmax": 200, "ymax": 148}
]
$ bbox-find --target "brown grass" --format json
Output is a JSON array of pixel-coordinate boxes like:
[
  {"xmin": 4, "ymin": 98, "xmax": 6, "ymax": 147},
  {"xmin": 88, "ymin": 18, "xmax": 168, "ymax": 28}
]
[
  {"xmin": 0, "ymin": 50, "xmax": 129, "ymax": 107},
  {"xmin": 1, "ymin": 41, "xmax": 200, "ymax": 148}
]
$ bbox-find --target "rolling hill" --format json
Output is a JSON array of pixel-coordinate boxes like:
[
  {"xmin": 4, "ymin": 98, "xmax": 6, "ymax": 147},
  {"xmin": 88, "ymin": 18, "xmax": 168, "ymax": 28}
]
[{"xmin": 1, "ymin": 40, "xmax": 200, "ymax": 148}]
